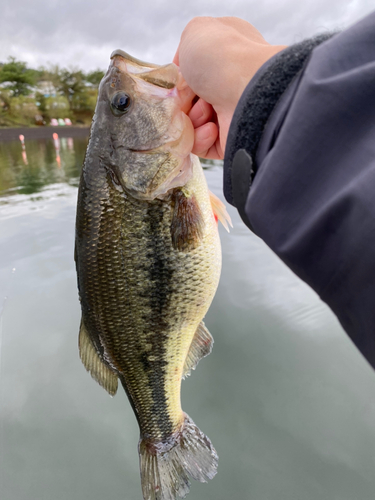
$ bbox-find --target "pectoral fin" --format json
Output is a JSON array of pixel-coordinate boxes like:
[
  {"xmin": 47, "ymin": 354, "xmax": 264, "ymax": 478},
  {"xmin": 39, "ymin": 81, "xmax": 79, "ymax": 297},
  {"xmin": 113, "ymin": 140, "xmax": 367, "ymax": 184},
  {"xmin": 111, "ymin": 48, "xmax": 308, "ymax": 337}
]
[
  {"xmin": 182, "ymin": 321, "xmax": 213, "ymax": 379},
  {"xmin": 170, "ymin": 189, "xmax": 205, "ymax": 252},
  {"xmin": 209, "ymin": 191, "xmax": 232, "ymax": 232},
  {"xmin": 79, "ymin": 320, "xmax": 118, "ymax": 396}
]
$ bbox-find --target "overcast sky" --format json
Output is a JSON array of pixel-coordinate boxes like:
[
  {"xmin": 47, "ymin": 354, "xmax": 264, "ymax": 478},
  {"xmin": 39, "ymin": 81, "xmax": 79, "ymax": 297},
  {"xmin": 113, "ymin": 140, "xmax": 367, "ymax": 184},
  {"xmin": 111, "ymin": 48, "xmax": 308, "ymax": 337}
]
[{"xmin": 1, "ymin": 0, "xmax": 374, "ymax": 72}]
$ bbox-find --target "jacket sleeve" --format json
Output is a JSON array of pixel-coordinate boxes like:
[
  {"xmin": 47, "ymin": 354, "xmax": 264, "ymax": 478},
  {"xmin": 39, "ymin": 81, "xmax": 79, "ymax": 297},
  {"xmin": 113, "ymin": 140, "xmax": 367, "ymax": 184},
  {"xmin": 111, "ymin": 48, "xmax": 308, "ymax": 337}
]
[{"xmin": 223, "ymin": 11, "xmax": 375, "ymax": 370}]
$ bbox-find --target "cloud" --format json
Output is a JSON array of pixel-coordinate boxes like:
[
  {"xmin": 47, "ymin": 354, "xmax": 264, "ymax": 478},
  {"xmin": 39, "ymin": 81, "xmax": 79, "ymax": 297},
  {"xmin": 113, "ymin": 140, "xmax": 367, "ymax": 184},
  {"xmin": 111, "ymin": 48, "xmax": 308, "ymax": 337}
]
[{"xmin": 0, "ymin": 0, "xmax": 374, "ymax": 71}]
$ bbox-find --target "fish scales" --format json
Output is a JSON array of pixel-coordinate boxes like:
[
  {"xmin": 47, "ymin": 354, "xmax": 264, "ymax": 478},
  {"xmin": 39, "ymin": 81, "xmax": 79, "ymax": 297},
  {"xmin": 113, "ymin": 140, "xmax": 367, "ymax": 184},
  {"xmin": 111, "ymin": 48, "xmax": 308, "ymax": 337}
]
[
  {"xmin": 77, "ymin": 155, "xmax": 221, "ymax": 439},
  {"xmin": 75, "ymin": 49, "xmax": 230, "ymax": 500}
]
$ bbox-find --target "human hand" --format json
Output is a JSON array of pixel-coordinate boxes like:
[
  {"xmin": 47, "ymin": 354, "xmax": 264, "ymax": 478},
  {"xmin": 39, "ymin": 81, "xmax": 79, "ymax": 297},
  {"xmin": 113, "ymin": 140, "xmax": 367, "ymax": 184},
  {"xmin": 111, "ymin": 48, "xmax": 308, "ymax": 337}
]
[{"xmin": 174, "ymin": 17, "xmax": 286, "ymax": 159}]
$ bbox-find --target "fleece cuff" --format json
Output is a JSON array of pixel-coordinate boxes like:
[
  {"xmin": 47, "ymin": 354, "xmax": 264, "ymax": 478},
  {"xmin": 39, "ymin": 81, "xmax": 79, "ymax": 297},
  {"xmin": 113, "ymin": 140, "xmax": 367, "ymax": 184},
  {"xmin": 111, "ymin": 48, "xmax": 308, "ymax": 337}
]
[{"xmin": 223, "ymin": 33, "xmax": 335, "ymax": 229}]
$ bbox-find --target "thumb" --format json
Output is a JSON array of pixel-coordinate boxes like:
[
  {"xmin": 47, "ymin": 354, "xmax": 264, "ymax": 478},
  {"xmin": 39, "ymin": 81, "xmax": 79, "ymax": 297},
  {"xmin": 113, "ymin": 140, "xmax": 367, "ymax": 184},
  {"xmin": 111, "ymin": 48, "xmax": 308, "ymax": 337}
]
[{"xmin": 173, "ymin": 47, "xmax": 180, "ymax": 66}]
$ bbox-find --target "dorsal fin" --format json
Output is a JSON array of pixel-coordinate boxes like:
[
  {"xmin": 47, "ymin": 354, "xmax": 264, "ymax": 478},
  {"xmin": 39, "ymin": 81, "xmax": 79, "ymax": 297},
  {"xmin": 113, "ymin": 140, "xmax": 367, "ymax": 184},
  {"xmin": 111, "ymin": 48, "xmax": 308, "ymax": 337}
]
[
  {"xmin": 182, "ymin": 321, "xmax": 213, "ymax": 379},
  {"xmin": 209, "ymin": 191, "xmax": 232, "ymax": 232},
  {"xmin": 79, "ymin": 319, "xmax": 118, "ymax": 396}
]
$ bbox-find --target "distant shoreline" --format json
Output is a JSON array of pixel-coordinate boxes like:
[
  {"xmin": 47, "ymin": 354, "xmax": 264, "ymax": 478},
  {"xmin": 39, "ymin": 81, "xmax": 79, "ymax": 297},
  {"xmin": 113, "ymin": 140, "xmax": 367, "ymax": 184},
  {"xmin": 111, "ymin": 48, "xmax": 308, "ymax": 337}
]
[{"xmin": 0, "ymin": 126, "xmax": 90, "ymax": 142}]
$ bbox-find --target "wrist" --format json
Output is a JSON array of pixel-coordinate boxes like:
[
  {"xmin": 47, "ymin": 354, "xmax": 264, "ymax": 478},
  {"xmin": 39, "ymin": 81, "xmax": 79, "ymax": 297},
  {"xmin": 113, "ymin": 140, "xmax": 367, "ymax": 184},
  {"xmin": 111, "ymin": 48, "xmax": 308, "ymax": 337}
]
[
  {"xmin": 215, "ymin": 44, "xmax": 287, "ymax": 152},
  {"xmin": 223, "ymin": 34, "xmax": 336, "ymax": 228}
]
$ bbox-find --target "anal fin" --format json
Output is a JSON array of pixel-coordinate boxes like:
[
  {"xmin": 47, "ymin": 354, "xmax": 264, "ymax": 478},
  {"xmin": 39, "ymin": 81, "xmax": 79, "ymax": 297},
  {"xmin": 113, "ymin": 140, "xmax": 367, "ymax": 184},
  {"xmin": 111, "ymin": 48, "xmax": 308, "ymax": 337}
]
[
  {"xmin": 182, "ymin": 321, "xmax": 213, "ymax": 379},
  {"xmin": 79, "ymin": 319, "xmax": 118, "ymax": 396}
]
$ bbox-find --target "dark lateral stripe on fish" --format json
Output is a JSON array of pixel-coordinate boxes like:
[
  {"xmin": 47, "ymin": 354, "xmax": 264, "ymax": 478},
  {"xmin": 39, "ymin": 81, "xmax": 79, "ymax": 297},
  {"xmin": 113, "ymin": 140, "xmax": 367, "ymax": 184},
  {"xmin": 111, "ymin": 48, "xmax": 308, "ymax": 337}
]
[{"xmin": 136, "ymin": 203, "xmax": 176, "ymax": 438}]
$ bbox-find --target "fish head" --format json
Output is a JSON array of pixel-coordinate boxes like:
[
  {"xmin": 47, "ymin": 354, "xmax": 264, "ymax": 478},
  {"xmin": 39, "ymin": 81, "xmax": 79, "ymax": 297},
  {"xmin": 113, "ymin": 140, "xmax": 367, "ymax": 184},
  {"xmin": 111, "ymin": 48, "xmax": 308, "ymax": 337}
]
[{"xmin": 94, "ymin": 50, "xmax": 196, "ymax": 200}]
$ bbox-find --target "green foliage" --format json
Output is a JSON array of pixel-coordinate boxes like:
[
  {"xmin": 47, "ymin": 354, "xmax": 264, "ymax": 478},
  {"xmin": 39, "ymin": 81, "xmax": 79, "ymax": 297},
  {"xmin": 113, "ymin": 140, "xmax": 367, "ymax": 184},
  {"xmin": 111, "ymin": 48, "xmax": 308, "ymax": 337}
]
[
  {"xmin": 86, "ymin": 70, "xmax": 105, "ymax": 86},
  {"xmin": 47, "ymin": 95, "xmax": 71, "ymax": 119},
  {"xmin": 10, "ymin": 95, "xmax": 39, "ymax": 119},
  {"xmin": 0, "ymin": 90, "xmax": 11, "ymax": 111},
  {"xmin": 0, "ymin": 57, "xmax": 36, "ymax": 96},
  {"xmin": 35, "ymin": 92, "xmax": 48, "ymax": 114},
  {"xmin": 37, "ymin": 65, "xmax": 62, "ymax": 91},
  {"xmin": 0, "ymin": 57, "xmax": 104, "ymax": 127},
  {"xmin": 56, "ymin": 69, "xmax": 86, "ymax": 110}
]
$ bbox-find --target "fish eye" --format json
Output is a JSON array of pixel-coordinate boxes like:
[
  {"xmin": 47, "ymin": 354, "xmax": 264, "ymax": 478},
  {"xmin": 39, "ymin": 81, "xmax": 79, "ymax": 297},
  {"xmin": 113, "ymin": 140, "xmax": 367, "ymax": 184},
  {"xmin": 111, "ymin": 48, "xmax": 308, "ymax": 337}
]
[{"xmin": 111, "ymin": 92, "xmax": 131, "ymax": 115}]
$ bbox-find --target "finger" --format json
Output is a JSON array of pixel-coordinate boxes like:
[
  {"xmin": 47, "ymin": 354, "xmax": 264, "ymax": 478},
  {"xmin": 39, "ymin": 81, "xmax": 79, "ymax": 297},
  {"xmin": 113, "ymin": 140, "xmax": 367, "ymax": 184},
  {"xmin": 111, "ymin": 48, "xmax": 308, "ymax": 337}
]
[
  {"xmin": 192, "ymin": 122, "xmax": 223, "ymax": 160},
  {"xmin": 192, "ymin": 122, "xmax": 217, "ymax": 156},
  {"xmin": 217, "ymin": 17, "xmax": 267, "ymax": 43},
  {"xmin": 196, "ymin": 138, "xmax": 224, "ymax": 160},
  {"xmin": 173, "ymin": 46, "xmax": 179, "ymax": 65},
  {"xmin": 188, "ymin": 99, "xmax": 214, "ymax": 128},
  {"xmin": 202, "ymin": 141, "xmax": 224, "ymax": 160}
]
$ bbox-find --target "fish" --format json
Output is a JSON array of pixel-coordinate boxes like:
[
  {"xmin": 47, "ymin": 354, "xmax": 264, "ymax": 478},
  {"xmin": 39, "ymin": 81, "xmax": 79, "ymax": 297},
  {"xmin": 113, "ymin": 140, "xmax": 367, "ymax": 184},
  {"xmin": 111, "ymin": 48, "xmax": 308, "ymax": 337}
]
[{"xmin": 75, "ymin": 49, "xmax": 231, "ymax": 500}]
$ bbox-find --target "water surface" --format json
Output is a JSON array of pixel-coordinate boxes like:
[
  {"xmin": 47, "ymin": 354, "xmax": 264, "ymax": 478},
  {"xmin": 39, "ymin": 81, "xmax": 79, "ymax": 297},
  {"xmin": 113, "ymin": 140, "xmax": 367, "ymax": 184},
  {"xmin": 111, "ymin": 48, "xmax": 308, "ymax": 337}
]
[{"xmin": 1, "ymin": 135, "xmax": 375, "ymax": 500}]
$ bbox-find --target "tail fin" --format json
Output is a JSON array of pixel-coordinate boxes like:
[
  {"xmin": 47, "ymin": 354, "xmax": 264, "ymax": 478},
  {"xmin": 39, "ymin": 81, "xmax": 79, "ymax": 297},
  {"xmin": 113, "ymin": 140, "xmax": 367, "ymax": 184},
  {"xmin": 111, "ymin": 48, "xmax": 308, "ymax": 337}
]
[{"xmin": 139, "ymin": 413, "xmax": 218, "ymax": 500}]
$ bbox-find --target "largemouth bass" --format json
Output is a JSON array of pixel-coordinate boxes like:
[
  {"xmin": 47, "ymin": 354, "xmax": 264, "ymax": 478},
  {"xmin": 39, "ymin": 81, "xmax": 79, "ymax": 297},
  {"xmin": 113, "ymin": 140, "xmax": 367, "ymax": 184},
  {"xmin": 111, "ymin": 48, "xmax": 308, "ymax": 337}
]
[{"xmin": 75, "ymin": 49, "xmax": 231, "ymax": 500}]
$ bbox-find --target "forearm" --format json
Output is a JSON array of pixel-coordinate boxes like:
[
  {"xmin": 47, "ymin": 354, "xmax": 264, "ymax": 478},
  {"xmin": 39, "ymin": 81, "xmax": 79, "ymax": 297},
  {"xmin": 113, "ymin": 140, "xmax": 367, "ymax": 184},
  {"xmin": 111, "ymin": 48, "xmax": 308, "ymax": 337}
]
[{"xmin": 224, "ymin": 11, "xmax": 375, "ymax": 368}]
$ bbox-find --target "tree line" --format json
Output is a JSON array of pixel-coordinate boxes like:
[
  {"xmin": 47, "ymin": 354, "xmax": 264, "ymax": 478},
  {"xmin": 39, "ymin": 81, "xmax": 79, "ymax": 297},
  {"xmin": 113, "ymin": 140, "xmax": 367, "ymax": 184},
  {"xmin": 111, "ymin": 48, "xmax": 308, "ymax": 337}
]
[{"xmin": 0, "ymin": 57, "xmax": 105, "ymax": 127}]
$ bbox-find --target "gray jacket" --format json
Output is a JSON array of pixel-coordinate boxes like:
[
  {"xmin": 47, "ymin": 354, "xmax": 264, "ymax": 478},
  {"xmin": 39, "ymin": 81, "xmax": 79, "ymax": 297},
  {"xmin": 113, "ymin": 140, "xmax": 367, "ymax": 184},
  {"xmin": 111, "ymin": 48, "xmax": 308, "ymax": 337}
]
[{"xmin": 224, "ymin": 12, "xmax": 375, "ymax": 369}]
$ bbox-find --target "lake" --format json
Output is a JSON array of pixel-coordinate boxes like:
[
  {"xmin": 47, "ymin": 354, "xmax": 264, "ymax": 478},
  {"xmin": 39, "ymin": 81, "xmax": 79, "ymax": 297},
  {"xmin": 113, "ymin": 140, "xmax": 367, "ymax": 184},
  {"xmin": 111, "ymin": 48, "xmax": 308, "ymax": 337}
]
[{"xmin": 1, "ymin": 131, "xmax": 375, "ymax": 500}]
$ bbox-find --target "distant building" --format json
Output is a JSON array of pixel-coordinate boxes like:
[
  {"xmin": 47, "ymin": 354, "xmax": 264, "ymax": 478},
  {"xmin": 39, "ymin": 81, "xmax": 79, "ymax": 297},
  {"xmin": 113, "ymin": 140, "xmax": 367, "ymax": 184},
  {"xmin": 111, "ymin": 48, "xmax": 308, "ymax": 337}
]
[
  {"xmin": 0, "ymin": 80, "xmax": 57, "ymax": 98},
  {"xmin": 36, "ymin": 80, "xmax": 56, "ymax": 98}
]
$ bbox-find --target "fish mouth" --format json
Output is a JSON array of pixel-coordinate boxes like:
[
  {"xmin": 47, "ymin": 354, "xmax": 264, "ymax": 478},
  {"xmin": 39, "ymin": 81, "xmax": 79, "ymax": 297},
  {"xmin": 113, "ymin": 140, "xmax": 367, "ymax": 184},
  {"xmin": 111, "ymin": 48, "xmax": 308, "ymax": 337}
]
[
  {"xmin": 126, "ymin": 133, "xmax": 183, "ymax": 158},
  {"xmin": 128, "ymin": 147, "xmax": 160, "ymax": 154},
  {"xmin": 110, "ymin": 49, "xmax": 160, "ymax": 69}
]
